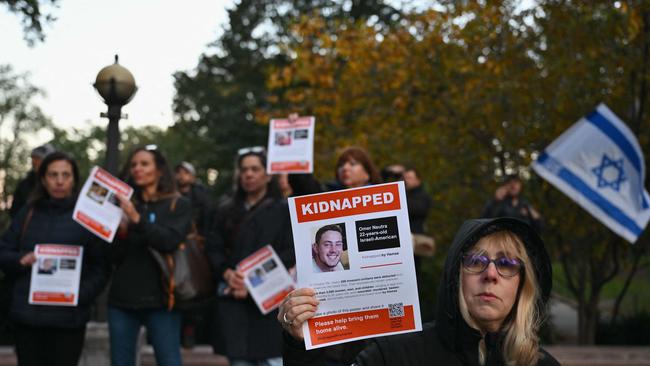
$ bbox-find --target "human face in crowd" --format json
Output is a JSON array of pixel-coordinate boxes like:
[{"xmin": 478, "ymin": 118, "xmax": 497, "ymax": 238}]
[
  {"xmin": 403, "ymin": 170, "xmax": 421, "ymax": 190},
  {"xmin": 461, "ymin": 237, "xmax": 521, "ymax": 333},
  {"xmin": 239, "ymin": 155, "xmax": 270, "ymax": 196},
  {"xmin": 31, "ymin": 156, "xmax": 43, "ymax": 172},
  {"xmin": 42, "ymin": 160, "xmax": 74, "ymax": 199},
  {"xmin": 175, "ymin": 167, "xmax": 194, "ymax": 189},
  {"xmin": 129, "ymin": 151, "xmax": 162, "ymax": 190},
  {"xmin": 313, "ymin": 230, "xmax": 344, "ymax": 270},
  {"xmin": 338, "ymin": 158, "xmax": 370, "ymax": 188},
  {"xmin": 507, "ymin": 179, "xmax": 522, "ymax": 198}
]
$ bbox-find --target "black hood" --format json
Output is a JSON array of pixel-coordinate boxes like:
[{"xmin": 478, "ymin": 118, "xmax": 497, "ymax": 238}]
[{"xmin": 434, "ymin": 217, "xmax": 553, "ymax": 353}]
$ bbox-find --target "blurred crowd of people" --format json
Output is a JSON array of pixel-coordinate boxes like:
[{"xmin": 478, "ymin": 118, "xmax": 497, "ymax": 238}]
[{"xmin": 0, "ymin": 142, "xmax": 550, "ymax": 366}]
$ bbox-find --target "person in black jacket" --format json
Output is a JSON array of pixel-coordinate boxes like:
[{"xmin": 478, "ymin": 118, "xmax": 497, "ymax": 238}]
[
  {"xmin": 279, "ymin": 217, "xmax": 560, "ymax": 366},
  {"xmin": 8, "ymin": 143, "xmax": 56, "ymax": 218},
  {"xmin": 175, "ymin": 161, "xmax": 213, "ymax": 236},
  {"xmin": 481, "ymin": 175, "xmax": 543, "ymax": 232},
  {"xmin": 0, "ymin": 151, "xmax": 109, "ymax": 366},
  {"xmin": 207, "ymin": 148, "xmax": 294, "ymax": 366},
  {"xmin": 108, "ymin": 145, "xmax": 192, "ymax": 366}
]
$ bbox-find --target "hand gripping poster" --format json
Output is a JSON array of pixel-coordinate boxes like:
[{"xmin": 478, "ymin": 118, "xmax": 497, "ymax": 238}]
[{"xmin": 288, "ymin": 182, "xmax": 422, "ymax": 349}]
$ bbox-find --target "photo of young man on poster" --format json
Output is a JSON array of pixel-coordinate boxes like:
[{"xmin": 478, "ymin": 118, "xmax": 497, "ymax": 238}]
[{"xmin": 312, "ymin": 224, "xmax": 348, "ymax": 273}]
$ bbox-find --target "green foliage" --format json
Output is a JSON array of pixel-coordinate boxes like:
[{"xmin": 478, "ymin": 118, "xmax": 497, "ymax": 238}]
[
  {"xmin": 262, "ymin": 1, "xmax": 650, "ymax": 344},
  {"xmin": 1, "ymin": 0, "xmax": 59, "ymax": 45},
  {"xmin": 0, "ymin": 64, "xmax": 51, "ymax": 230},
  {"xmin": 172, "ymin": 0, "xmax": 403, "ymax": 195}
]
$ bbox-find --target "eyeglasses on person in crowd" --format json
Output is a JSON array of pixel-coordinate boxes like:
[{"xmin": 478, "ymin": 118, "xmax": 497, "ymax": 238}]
[
  {"xmin": 461, "ymin": 253, "xmax": 523, "ymax": 277},
  {"xmin": 237, "ymin": 146, "xmax": 266, "ymax": 156}
]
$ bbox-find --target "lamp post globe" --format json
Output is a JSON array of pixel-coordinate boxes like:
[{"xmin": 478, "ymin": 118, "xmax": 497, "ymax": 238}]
[{"xmin": 93, "ymin": 55, "xmax": 137, "ymax": 174}]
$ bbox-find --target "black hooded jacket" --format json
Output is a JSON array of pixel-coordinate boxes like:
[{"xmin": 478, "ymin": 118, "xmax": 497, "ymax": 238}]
[
  {"xmin": 283, "ymin": 217, "xmax": 560, "ymax": 366},
  {"xmin": 0, "ymin": 197, "xmax": 109, "ymax": 328}
]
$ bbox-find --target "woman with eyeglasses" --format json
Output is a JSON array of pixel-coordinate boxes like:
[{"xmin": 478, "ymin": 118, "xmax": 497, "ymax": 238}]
[
  {"xmin": 206, "ymin": 148, "xmax": 294, "ymax": 366},
  {"xmin": 279, "ymin": 217, "xmax": 560, "ymax": 366},
  {"xmin": 108, "ymin": 145, "xmax": 192, "ymax": 366},
  {"xmin": 0, "ymin": 152, "xmax": 109, "ymax": 366}
]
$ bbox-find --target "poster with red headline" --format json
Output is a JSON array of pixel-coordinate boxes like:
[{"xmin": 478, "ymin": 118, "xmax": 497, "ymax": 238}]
[
  {"xmin": 237, "ymin": 245, "xmax": 296, "ymax": 315},
  {"xmin": 266, "ymin": 116, "xmax": 315, "ymax": 174},
  {"xmin": 29, "ymin": 244, "xmax": 83, "ymax": 306},
  {"xmin": 288, "ymin": 182, "xmax": 422, "ymax": 349},
  {"xmin": 73, "ymin": 166, "xmax": 133, "ymax": 243}
]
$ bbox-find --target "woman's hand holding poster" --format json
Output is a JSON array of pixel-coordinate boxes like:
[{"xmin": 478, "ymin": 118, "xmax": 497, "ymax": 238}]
[{"xmin": 288, "ymin": 182, "xmax": 422, "ymax": 349}]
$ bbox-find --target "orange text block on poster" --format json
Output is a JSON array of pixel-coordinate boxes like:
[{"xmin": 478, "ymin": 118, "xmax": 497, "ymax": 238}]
[
  {"xmin": 75, "ymin": 211, "xmax": 111, "ymax": 238},
  {"xmin": 294, "ymin": 183, "xmax": 401, "ymax": 223},
  {"xmin": 307, "ymin": 305, "xmax": 415, "ymax": 346},
  {"xmin": 31, "ymin": 292, "xmax": 76, "ymax": 305}
]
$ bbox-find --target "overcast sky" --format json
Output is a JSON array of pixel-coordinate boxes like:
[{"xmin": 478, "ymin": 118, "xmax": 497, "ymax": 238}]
[{"xmin": 1, "ymin": 0, "xmax": 234, "ymax": 135}]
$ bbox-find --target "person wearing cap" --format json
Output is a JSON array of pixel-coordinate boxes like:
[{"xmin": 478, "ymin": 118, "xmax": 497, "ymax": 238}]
[
  {"xmin": 175, "ymin": 161, "xmax": 213, "ymax": 237},
  {"xmin": 279, "ymin": 218, "xmax": 559, "ymax": 366},
  {"xmin": 174, "ymin": 161, "xmax": 214, "ymax": 348},
  {"xmin": 9, "ymin": 143, "xmax": 56, "ymax": 218}
]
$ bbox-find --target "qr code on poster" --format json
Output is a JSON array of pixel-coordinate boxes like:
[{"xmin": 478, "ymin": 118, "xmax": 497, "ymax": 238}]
[{"xmin": 388, "ymin": 302, "xmax": 404, "ymax": 318}]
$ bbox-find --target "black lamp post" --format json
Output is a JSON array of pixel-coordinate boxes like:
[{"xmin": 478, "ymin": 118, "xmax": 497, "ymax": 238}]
[{"xmin": 93, "ymin": 55, "xmax": 137, "ymax": 174}]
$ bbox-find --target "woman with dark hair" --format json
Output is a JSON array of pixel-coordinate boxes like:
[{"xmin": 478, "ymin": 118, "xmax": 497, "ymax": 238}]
[
  {"xmin": 290, "ymin": 146, "xmax": 381, "ymax": 196},
  {"xmin": 207, "ymin": 148, "xmax": 294, "ymax": 366},
  {"xmin": 108, "ymin": 145, "xmax": 192, "ymax": 366},
  {"xmin": 279, "ymin": 218, "xmax": 560, "ymax": 366},
  {"xmin": 0, "ymin": 151, "xmax": 109, "ymax": 366}
]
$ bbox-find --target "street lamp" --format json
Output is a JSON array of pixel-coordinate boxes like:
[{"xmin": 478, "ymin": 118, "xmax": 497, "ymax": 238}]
[{"xmin": 93, "ymin": 55, "xmax": 137, "ymax": 174}]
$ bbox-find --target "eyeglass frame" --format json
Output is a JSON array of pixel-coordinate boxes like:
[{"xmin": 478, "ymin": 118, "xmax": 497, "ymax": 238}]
[{"xmin": 461, "ymin": 253, "xmax": 523, "ymax": 278}]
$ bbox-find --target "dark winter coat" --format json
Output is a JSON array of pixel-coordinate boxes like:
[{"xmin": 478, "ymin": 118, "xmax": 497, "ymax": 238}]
[
  {"xmin": 406, "ymin": 185, "xmax": 432, "ymax": 235},
  {"xmin": 207, "ymin": 195, "xmax": 295, "ymax": 360},
  {"xmin": 108, "ymin": 195, "xmax": 192, "ymax": 309},
  {"xmin": 181, "ymin": 183, "xmax": 213, "ymax": 236},
  {"xmin": 481, "ymin": 196, "xmax": 543, "ymax": 232},
  {"xmin": 284, "ymin": 217, "xmax": 561, "ymax": 366},
  {"xmin": 0, "ymin": 197, "xmax": 109, "ymax": 328},
  {"xmin": 9, "ymin": 171, "xmax": 36, "ymax": 218}
]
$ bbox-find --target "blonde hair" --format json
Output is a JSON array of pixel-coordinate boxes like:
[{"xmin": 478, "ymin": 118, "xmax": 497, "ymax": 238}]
[{"xmin": 458, "ymin": 230, "xmax": 542, "ymax": 366}]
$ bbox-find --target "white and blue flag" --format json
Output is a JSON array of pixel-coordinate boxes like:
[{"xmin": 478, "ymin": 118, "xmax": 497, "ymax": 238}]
[{"xmin": 532, "ymin": 103, "xmax": 650, "ymax": 243}]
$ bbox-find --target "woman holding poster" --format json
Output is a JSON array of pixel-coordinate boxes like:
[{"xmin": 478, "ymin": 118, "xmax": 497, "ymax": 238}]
[
  {"xmin": 280, "ymin": 217, "xmax": 560, "ymax": 366},
  {"xmin": 207, "ymin": 148, "xmax": 294, "ymax": 366},
  {"xmin": 108, "ymin": 145, "xmax": 192, "ymax": 366},
  {"xmin": 0, "ymin": 152, "xmax": 108, "ymax": 366}
]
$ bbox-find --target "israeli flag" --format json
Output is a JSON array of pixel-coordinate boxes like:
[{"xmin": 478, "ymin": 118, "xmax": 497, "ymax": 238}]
[{"xmin": 532, "ymin": 103, "xmax": 650, "ymax": 243}]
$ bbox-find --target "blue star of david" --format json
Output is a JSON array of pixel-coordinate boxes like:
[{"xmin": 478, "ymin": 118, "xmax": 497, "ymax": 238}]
[{"xmin": 591, "ymin": 154, "xmax": 627, "ymax": 192}]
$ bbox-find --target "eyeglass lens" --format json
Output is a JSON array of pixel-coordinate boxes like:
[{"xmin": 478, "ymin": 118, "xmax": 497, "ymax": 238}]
[{"xmin": 462, "ymin": 254, "xmax": 522, "ymax": 277}]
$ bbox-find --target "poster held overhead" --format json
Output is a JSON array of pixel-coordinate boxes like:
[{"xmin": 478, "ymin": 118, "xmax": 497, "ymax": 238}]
[
  {"xmin": 288, "ymin": 182, "xmax": 422, "ymax": 349},
  {"xmin": 267, "ymin": 115, "xmax": 315, "ymax": 174}
]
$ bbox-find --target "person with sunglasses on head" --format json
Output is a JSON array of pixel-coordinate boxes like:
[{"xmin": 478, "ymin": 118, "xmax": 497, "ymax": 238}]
[
  {"xmin": 279, "ymin": 217, "xmax": 560, "ymax": 366},
  {"xmin": 206, "ymin": 147, "xmax": 295, "ymax": 366},
  {"xmin": 0, "ymin": 151, "xmax": 109, "ymax": 366},
  {"xmin": 108, "ymin": 145, "xmax": 192, "ymax": 366}
]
